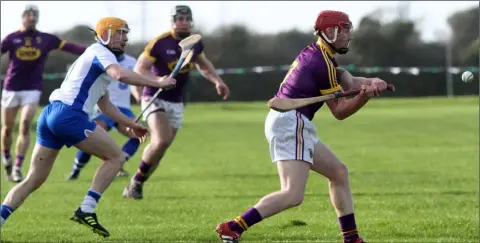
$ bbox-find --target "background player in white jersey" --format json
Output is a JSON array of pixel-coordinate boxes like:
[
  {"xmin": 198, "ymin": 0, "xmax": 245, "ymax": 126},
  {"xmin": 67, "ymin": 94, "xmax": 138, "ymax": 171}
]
[
  {"xmin": 0, "ymin": 17, "xmax": 176, "ymax": 237},
  {"xmin": 67, "ymin": 53, "xmax": 142, "ymax": 180}
]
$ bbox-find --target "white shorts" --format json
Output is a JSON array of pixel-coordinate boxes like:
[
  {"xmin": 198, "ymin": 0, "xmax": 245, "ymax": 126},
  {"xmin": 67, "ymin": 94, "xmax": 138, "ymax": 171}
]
[
  {"xmin": 1, "ymin": 90, "xmax": 41, "ymax": 108},
  {"xmin": 264, "ymin": 109, "xmax": 319, "ymax": 164},
  {"xmin": 141, "ymin": 98, "xmax": 184, "ymax": 129}
]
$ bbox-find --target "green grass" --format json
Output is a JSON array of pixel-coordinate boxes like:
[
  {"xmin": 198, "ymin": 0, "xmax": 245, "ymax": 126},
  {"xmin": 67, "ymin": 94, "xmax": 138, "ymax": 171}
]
[{"xmin": 1, "ymin": 97, "xmax": 478, "ymax": 243}]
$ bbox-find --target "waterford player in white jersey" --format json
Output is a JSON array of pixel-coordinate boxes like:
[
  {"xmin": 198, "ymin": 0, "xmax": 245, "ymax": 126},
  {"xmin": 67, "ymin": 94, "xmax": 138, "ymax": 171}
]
[
  {"xmin": 0, "ymin": 17, "xmax": 176, "ymax": 237},
  {"xmin": 68, "ymin": 54, "xmax": 142, "ymax": 180}
]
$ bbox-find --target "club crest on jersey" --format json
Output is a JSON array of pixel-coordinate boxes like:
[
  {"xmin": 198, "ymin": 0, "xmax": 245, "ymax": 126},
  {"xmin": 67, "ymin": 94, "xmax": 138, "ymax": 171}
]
[
  {"xmin": 16, "ymin": 46, "xmax": 41, "ymax": 61},
  {"xmin": 166, "ymin": 49, "xmax": 176, "ymax": 55},
  {"xmin": 13, "ymin": 38, "xmax": 22, "ymax": 44},
  {"xmin": 168, "ymin": 59, "xmax": 193, "ymax": 73},
  {"xmin": 15, "ymin": 37, "xmax": 42, "ymax": 60},
  {"xmin": 24, "ymin": 37, "xmax": 32, "ymax": 46},
  {"xmin": 36, "ymin": 36, "xmax": 41, "ymax": 44}
]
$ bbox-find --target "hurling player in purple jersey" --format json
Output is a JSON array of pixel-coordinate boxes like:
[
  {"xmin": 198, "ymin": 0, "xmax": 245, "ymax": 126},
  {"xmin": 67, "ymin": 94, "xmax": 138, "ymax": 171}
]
[
  {"xmin": 122, "ymin": 5, "xmax": 230, "ymax": 199},
  {"xmin": 0, "ymin": 5, "xmax": 86, "ymax": 182},
  {"xmin": 216, "ymin": 11, "xmax": 392, "ymax": 243}
]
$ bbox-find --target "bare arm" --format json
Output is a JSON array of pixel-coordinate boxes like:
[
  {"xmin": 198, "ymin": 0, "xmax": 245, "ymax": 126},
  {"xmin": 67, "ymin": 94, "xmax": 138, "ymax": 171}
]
[
  {"xmin": 97, "ymin": 94, "xmax": 136, "ymax": 127},
  {"xmin": 133, "ymin": 54, "xmax": 159, "ymax": 81},
  {"xmin": 326, "ymin": 87, "xmax": 373, "ymax": 120},
  {"xmin": 106, "ymin": 63, "xmax": 173, "ymax": 89},
  {"xmin": 194, "ymin": 53, "xmax": 230, "ymax": 99},
  {"xmin": 194, "ymin": 53, "xmax": 223, "ymax": 85},
  {"xmin": 130, "ymin": 85, "xmax": 143, "ymax": 102},
  {"xmin": 337, "ymin": 68, "xmax": 371, "ymax": 91}
]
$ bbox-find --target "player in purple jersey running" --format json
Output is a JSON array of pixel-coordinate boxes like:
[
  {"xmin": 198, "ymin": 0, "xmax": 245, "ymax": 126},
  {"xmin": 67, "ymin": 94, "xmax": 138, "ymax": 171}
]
[
  {"xmin": 0, "ymin": 5, "xmax": 86, "ymax": 182},
  {"xmin": 122, "ymin": 5, "xmax": 231, "ymax": 199},
  {"xmin": 216, "ymin": 10, "xmax": 392, "ymax": 243}
]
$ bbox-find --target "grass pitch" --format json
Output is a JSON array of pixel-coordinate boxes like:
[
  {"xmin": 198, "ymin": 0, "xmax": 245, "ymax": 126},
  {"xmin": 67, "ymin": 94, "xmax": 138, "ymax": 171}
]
[{"xmin": 1, "ymin": 97, "xmax": 478, "ymax": 243}]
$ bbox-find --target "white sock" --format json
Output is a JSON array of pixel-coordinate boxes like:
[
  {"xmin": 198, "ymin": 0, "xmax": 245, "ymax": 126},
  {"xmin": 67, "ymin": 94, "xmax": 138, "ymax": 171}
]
[
  {"xmin": 80, "ymin": 190, "xmax": 102, "ymax": 213},
  {"xmin": 2, "ymin": 156, "xmax": 11, "ymax": 166}
]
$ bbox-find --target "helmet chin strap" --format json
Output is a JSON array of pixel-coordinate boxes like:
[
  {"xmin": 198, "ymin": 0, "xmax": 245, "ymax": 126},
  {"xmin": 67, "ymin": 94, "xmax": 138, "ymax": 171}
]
[{"xmin": 320, "ymin": 27, "xmax": 349, "ymax": 55}]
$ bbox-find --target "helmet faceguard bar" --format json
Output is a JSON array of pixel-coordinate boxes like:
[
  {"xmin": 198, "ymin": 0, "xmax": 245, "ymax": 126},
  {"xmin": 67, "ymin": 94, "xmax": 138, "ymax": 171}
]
[{"xmin": 97, "ymin": 29, "xmax": 112, "ymax": 45}]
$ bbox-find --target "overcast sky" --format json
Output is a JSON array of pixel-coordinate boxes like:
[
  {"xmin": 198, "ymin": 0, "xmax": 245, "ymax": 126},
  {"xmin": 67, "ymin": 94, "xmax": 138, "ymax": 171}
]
[{"xmin": 1, "ymin": 1, "xmax": 478, "ymax": 42}]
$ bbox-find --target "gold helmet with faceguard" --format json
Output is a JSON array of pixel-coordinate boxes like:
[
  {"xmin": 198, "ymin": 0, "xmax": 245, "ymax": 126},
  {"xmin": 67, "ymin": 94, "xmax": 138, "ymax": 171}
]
[{"xmin": 94, "ymin": 17, "xmax": 130, "ymax": 45}]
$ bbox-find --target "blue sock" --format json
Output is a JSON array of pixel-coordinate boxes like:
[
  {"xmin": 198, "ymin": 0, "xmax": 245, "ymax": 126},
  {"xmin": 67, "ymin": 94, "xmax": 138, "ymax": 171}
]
[
  {"xmin": 80, "ymin": 189, "xmax": 102, "ymax": 213},
  {"xmin": 122, "ymin": 138, "xmax": 140, "ymax": 161},
  {"xmin": 1, "ymin": 205, "xmax": 14, "ymax": 221},
  {"xmin": 72, "ymin": 150, "xmax": 92, "ymax": 174}
]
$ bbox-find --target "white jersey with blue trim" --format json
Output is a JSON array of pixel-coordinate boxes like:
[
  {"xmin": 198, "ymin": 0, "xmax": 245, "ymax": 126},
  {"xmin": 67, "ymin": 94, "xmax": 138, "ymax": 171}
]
[
  {"xmin": 49, "ymin": 43, "xmax": 118, "ymax": 117},
  {"xmin": 103, "ymin": 54, "xmax": 137, "ymax": 109}
]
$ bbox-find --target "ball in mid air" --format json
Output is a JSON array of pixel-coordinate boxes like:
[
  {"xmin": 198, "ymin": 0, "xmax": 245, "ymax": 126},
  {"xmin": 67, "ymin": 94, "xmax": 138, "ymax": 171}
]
[{"xmin": 461, "ymin": 71, "xmax": 474, "ymax": 83}]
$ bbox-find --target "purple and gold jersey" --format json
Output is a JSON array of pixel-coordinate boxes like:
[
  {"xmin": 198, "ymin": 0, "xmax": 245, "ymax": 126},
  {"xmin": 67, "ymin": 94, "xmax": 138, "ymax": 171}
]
[
  {"xmin": 142, "ymin": 29, "xmax": 204, "ymax": 103},
  {"xmin": 276, "ymin": 40, "xmax": 342, "ymax": 120},
  {"xmin": 1, "ymin": 30, "xmax": 85, "ymax": 91}
]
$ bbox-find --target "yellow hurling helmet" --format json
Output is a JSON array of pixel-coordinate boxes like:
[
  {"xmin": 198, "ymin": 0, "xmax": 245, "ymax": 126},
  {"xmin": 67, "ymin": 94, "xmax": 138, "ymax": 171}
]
[{"xmin": 94, "ymin": 17, "xmax": 130, "ymax": 45}]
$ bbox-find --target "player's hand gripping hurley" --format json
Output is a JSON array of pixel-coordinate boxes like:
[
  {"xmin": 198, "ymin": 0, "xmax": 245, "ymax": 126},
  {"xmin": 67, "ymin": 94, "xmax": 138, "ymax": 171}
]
[
  {"xmin": 134, "ymin": 34, "xmax": 202, "ymax": 122},
  {"xmin": 268, "ymin": 84, "xmax": 395, "ymax": 112}
]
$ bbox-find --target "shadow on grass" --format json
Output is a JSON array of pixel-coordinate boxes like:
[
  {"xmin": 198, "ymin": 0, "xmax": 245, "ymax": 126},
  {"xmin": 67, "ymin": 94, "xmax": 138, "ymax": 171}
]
[
  {"xmin": 145, "ymin": 190, "xmax": 476, "ymax": 201},
  {"xmin": 157, "ymin": 173, "xmax": 279, "ymax": 182}
]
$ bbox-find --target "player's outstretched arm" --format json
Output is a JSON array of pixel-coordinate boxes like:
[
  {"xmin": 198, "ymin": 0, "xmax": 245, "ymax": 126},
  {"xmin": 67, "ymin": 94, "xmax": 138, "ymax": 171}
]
[
  {"xmin": 48, "ymin": 33, "xmax": 85, "ymax": 55},
  {"xmin": 325, "ymin": 85, "xmax": 377, "ymax": 120},
  {"xmin": 194, "ymin": 54, "xmax": 222, "ymax": 84},
  {"xmin": 106, "ymin": 63, "xmax": 176, "ymax": 89},
  {"xmin": 338, "ymin": 68, "xmax": 389, "ymax": 92},
  {"xmin": 194, "ymin": 54, "xmax": 230, "ymax": 100},
  {"xmin": 97, "ymin": 94, "xmax": 148, "ymax": 141},
  {"xmin": 58, "ymin": 40, "xmax": 86, "ymax": 55},
  {"xmin": 337, "ymin": 68, "xmax": 370, "ymax": 90},
  {"xmin": 134, "ymin": 54, "xmax": 160, "ymax": 81}
]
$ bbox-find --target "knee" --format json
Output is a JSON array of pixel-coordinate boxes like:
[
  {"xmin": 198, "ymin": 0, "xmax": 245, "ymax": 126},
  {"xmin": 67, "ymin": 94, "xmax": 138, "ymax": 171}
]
[
  {"xmin": 111, "ymin": 152, "xmax": 127, "ymax": 166},
  {"xmin": 19, "ymin": 120, "xmax": 31, "ymax": 137},
  {"xmin": 150, "ymin": 138, "xmax": 172, "ymax": 151},
  {"xmin": 102, "ymin": 149, "xmax": 127, "ymax": 166},
  {"xmin": 1, "ymin": 125, "xmax": 13, "ymax": 136},
  {"xmin": 283, "ymin": 189, "xmax": 305, "ymax": 208},
  {"xmin": 23, "ymin": 173, "xmax": 47, "ymax": 191},
  {"xmin": 329, "ymin": 162, "xmax": 349, "ymax": 184}
]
